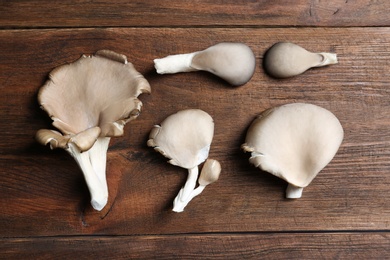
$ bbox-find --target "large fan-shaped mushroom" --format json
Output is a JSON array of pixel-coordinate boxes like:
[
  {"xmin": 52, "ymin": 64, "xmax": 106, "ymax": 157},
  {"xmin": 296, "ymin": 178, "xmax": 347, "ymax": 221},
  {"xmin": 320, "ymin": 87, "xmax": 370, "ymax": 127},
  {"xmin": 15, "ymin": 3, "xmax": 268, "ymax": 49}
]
[
  {"xmin": 242, "ymin": 103, "xmax": 343, "ymax": 198},
  {"xmin": 147, "ymin": 109, "xmax": 221, "ymax": 212},
  {"xmin": 36, "ymin": 50, "xmax": 151, "ymax": 211}
]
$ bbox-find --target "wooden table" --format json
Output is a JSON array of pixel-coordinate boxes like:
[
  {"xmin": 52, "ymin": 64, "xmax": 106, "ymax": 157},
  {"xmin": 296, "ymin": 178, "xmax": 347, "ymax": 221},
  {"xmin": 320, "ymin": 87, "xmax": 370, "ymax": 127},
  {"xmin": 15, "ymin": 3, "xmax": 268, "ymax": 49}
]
[{"xmin": 1, "ymin": 1, "xmax": 389, "ymax": 258}]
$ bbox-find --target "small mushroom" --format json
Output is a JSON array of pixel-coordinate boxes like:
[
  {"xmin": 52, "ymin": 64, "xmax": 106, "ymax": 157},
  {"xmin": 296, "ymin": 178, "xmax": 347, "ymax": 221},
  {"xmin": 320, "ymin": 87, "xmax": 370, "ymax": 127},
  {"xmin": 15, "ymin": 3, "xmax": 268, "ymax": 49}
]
[
  {"xmin": 173, "ymin": 159, "xmax": 221, "ymax": 212},
  {"xmin": 264, "ymin": 42, "xmax": 338, "ymax": 78},
  {"xmin": 241, "ymin": 103, "xmax": 343, "ymax": 198},
  {"xmin": 36, "ymin": 50, "xmax": 151, "ymax": 211},
  {"xmin": 147, "ymin": 109, "xmax": 221, "ymax": 212},
  {"xmin": 154, "ymin": 42, "xmax": 256, "ymax": 86}
]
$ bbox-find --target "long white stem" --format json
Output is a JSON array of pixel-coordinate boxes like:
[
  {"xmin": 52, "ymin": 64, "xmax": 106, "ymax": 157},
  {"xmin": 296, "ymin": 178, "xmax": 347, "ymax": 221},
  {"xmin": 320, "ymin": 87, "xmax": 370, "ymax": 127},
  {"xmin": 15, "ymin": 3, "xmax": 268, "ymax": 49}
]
[
  {"xmin": 181, "ymin": 167, "xmax": 199, "ymax": 202},
  {"xmin": 286, "ymin": 184, "xmax": 304, "ymax": 199},
  {"xmin": 172, "ymin": 166, "xmax": 199, "ymax": 212},
  {"xmin": 88, "ymin": 137, "xmax": 110, "ymax": 189},
  {"xmin": 172, "ymin": 185, "xmax": 206, "ymax": 213},
  {"xmin": 154, "ymin": 52, "xmax": 198, "ymax": 74},
  {"xmin": 188, "ymin": 185, "xmax": 206, "ymax": 200},
  {"xmin": 67, "ymin": 142, "xmax": 108, "ymax": 211}
]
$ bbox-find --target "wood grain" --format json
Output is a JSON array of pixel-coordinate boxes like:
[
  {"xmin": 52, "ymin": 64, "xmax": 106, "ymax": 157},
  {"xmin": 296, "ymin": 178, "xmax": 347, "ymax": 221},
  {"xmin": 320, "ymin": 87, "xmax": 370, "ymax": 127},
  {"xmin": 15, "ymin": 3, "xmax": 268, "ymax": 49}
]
[
  {"xmin": 1, "ymin": 28, "xmax": 389, "ymax": 239},
  {"xmin": 2, "ymin": 233, "xmax": 389, "ymax": 259},
  {"xmin": 1, "ymin": 1, "xmax": 390, "ymax": 257},
  {"xmin": 1, "ymin": 0, "xmax": 390, "ymax": 28}
]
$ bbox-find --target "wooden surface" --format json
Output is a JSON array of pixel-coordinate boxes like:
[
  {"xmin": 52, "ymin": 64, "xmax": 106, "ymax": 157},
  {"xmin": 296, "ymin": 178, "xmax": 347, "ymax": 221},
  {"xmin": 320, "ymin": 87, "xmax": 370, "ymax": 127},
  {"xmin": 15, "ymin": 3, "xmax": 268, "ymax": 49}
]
[{"xmin": 1, "ymin": 0, "xmax": 389, "ymax": 259}]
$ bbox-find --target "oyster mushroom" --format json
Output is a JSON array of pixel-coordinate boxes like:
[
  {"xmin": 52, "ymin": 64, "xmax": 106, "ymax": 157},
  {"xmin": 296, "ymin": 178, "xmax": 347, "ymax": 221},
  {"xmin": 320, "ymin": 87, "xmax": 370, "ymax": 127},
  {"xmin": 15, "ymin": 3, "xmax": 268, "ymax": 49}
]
[
  {"xmin": 154, "ymin": 42, "xmax": 256, "ymax": 86},
  {"xmin": 241, "ymin": 103, "xmax": 343, "ymax": 198},
  {"xmin": 173, "ymin": 159, "xmax": 221, "ymax": 212},
  {"xmin": 147, "ymin": 109, "xmax": 221, "ymax": 212},
  {"xmin": 264, "ymin": 42, "xmax": 338, "ymax": 78},
  {"xmin": 36, "ymin": 50, "xmax": 151, "ymax": 211}
]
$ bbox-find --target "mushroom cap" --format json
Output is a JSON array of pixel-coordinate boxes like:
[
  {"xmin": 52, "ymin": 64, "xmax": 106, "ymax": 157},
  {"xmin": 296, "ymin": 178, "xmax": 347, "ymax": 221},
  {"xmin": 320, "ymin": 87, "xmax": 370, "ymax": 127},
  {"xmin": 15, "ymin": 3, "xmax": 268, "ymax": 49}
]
[
  {"xmin": 37, "ymin": 50, "xmax": 151, "ymax": 151},
  {"xmin": 191, "ymin": 42, "xmax": 256, "ymax": 86},
  {"xmin": 147, "ymin": 109, "xmax": 214, "ymax": 169},
  {"xmin": 198, "ymin": 159, "xmax": 221, "ymax": 186},
  {"xmin": 242, "ymin": 103, "xmax": 343, "ymax": 188},
  {"xmin": 264, "ymin": 42, "xmax": 324, "ymax": 78}
]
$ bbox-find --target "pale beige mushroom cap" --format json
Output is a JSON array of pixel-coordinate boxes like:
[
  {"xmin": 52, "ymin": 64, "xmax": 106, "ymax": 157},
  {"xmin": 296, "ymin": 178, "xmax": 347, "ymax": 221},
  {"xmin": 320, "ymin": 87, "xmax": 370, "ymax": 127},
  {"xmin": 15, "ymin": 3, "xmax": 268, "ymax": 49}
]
[
  {"xmin": 37, "ymin": 50, "xmax": 151, "ymax": 151},
  {"xmin": 198, "ymin": 159, "xmax": 221, "ymax": 186},
  {"xmin": 264, "ymin": 42, "xmax": 337, "ymax": 78},
  {"xmin": 191, "ymin": 42, "xmax": 256, "ymax": 86},
  {"xmin": 242, "ymin": 103, "xmax": 343, "ymax": 188},
  {"xmin": 147, "ymin": 109, "xmax": 214, "ymax": 169}
]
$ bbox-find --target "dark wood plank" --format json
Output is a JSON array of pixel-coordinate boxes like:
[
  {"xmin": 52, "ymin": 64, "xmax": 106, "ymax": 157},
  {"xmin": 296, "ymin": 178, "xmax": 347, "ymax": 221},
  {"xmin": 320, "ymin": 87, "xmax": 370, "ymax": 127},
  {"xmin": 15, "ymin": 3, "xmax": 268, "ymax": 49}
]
[
  {"xmin": 1, "ymin": 0, "xmax": 390, "ymax": 28},
  {"xmin": 1, "ymin": 27, "xmax": 389, "ymax": 237},
  {"xmin": 2, "ymin": 233, "xmax": 389, "ymax": 259}
]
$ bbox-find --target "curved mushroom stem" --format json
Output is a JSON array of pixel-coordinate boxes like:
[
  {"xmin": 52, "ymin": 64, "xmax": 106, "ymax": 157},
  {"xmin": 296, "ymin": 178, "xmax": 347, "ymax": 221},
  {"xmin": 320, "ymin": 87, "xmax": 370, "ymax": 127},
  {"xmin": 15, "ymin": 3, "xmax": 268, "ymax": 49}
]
[
  {"xmin": 286, "ymin": 184, "xmax": 304, "ymax": 199},
  {"xmin": 67, "ymin": 142, "xmax": 108, "ymax": 211},
  {"xmin": 316, "ymin": 52, "xmax": 338, "ymax": 67},
  {"xmin": 173, "ymin": 185, "xmax": 206, "ymax": 213},
  {"xmin": 154, "ymin": 52, "xmax": 199, "ymax": 74},
  {"xmin": 172, "ymin": 166, "xmax": 199, "ymax": 212}
]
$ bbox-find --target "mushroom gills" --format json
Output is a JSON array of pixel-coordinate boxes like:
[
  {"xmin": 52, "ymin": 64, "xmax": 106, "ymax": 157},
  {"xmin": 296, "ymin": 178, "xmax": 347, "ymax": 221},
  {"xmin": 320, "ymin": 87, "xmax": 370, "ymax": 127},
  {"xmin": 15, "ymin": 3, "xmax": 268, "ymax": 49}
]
[{"xmin": 36, "ymin": 50, "xmax": 151, "ymax": 211}]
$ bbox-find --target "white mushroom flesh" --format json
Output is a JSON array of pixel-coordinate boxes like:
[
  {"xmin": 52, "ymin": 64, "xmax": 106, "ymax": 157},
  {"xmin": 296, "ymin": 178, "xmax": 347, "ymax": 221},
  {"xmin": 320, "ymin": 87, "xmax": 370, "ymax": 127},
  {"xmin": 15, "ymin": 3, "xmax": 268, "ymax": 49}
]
[{"xmin": 242, "ymin": 103, "xmax": 343, "ymax": 198}]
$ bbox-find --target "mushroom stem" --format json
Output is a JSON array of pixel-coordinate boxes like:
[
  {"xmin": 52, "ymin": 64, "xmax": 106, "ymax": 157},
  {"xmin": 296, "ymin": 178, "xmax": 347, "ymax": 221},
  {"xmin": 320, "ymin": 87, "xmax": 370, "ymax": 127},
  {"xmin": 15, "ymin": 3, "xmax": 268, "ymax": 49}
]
[
  {"xmin": 172, "ymin": 159, "xmax": 221, "ymax": 212},
  {"xmin": 67, "ymin": 142, "xmax": 108, "ymax": 211},
  {"xmin": 88, "ymin": 137, "xmax": 110, "ymax": 187},
  {"xmin": 189, "ymin": 185, "xmax": 206, "ymax": 199},
  {"xmin": 172, "ymin": 166, "xmax": 199, "ymax": 212},
  {"xmin": 181, "ymin": 166, "xmax": 199, "ymax": 202},
  {"xmin": 286, "ymin": 184, "xmax": 304, "ymax": 199},
  {"xmin": 316, "ymin": 52, "xmax": 338, "ymax": 67},
  {"xmin": 172, "ymin": 185, "xmax": 206, "ymax": 213},
  {"xmin": 154, "ymin": 52, "xmax": 198, "ymax": 74}
]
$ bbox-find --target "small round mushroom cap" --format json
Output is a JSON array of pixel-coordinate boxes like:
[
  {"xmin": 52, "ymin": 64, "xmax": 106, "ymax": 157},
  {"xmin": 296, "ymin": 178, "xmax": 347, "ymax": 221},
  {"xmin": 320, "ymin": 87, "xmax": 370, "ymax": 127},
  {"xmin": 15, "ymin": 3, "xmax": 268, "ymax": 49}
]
[
  {"xmin": 264, "ymin": 42, "xmax": 337, "ymax": 78},
  {"xmin": 147, "ymin": 109, "xmax": 214, "ymax": 169},
  {"xmin": 198, "ymin": 159, "xmax": 221, "ymax": 186},
  {"xmin": 191, "ymin": 42, "xmax": 256, "ymax": 86},
  {"xmin": 242, "ymin": 103, "xmax": 343, "ymax": 188},
  {"xmin": 37, "ymin": 50, "xmax": 151, "ymax": 151}
]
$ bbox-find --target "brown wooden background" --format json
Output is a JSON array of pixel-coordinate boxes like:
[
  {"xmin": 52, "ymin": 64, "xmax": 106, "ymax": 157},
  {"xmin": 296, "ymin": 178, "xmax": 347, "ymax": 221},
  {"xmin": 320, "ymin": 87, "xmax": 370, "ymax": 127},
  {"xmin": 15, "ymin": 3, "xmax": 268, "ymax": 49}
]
[{"xmin": 1, "ymin": 1, "xmax": 389, "ymax": 259}]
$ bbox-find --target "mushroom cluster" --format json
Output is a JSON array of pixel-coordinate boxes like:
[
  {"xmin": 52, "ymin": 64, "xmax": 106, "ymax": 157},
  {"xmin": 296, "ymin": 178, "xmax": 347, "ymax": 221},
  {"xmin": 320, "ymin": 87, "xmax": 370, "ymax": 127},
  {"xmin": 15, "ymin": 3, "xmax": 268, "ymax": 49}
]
[
  {"xmin": 147, "ymin": 109, "xmax": 221, "ymax": 212},
  {"xmin": 36, "ymin": 39, "xmax": 343, "ymax": 212},
  {"xmin": 36, "ymin": 50, "xmax": 151, "ymax": 211}
]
